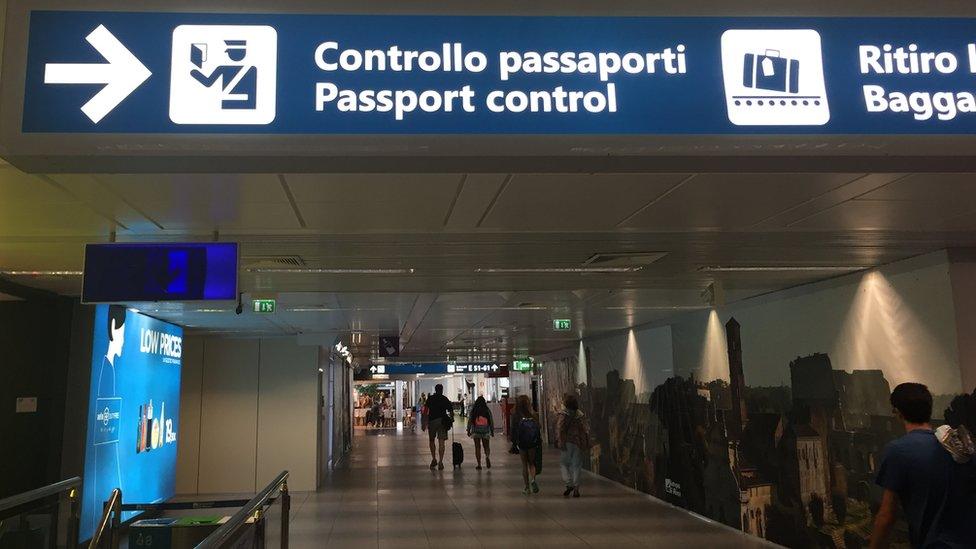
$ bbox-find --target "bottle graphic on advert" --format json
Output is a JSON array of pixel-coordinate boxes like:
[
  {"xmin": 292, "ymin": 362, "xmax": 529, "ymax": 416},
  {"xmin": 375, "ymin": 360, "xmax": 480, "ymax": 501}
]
[
  {"xmin": 151, "ymin": 399, "xmax": 161, "ymax": 450},
  {"xmin": 146, "ymin": 400, "xmax": 155, "ymax": 451},
  {"xmin": 137, "ymin": 405, "xmax": 145, "ymax": 453},
  {"xmin": 158, "ymin": 402, "xmax": 166, "ymax": 448}
]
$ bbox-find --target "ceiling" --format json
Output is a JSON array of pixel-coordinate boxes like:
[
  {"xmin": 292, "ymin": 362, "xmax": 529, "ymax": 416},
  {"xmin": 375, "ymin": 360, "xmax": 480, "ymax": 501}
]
[{"xmin": 3, "ymin": 163, "xmax": 976, "ymax": 362}]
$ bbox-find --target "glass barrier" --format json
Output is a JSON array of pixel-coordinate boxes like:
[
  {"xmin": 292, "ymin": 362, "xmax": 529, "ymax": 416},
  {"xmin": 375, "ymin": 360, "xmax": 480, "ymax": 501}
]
[{"xmin": 0, "ymin": 477, "xmax": 81, "ymax": 549}]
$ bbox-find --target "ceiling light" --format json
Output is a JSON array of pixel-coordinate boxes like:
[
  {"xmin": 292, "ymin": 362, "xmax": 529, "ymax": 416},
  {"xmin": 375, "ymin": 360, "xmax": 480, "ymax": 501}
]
[
  {"xmin": 474, "ymin": 267, "xmax": 643, "ymax": 274},
  {"xmin": 193, "ymin": 309, "xmax": 231, "ymax": 313},
  {"xmin": 1, "ymin": 270, "xmax": 83, "ymax": 276},
  {"xmin": 698, "ymin": 266, "xmax": 868, "ymax": 273},
  {"xmin": 450, "ymin": 306, "xmax": 549, "ymax": 311},
  {"xmin": 287, "ymin": 307, "xmax": 390, "ymax": 312},
  {"xmin": 246, "ymin": 267, "xmax": 415, "ymax": 274},
  {"xmin": 603, "ymin": 306, "xmax": 708, "ymax": 310}
]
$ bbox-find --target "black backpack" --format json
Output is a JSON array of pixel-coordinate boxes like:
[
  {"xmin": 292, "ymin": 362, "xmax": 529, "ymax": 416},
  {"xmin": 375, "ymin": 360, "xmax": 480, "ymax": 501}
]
[{"xmin": 517, "ymin": 417, "xmax": 541, "ymax": 448}]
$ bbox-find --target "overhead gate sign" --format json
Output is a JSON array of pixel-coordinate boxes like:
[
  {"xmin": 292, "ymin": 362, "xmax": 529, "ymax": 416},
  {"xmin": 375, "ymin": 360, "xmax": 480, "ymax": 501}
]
[{"xmin": 21, "ymin": 11, "xmax": 976, "ymax": 134}]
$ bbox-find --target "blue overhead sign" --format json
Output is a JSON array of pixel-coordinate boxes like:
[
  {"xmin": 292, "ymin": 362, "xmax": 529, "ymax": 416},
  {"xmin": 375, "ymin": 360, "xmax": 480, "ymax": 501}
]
[
  {"xmin": 22, "ymin": 12, "xmax": 976, "ymax": 134},
  {"xmin": 368, "ymin": 363, "xmax": 506, "ymax": 375}
]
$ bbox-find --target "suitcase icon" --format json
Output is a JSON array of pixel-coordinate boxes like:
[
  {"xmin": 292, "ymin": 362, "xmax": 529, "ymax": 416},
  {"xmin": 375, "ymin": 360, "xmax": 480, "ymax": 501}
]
[{"xmin": 742, "ymin": 50, "xmax": 799, "ymax": 93}]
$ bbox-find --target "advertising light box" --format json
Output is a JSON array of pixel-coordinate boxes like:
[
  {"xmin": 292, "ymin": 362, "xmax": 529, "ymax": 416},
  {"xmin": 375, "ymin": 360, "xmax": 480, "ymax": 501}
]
[
  {"xmin": 81, "ymin": 305, "xmax": 183, "ymax": 541},
  {"xmin": 82, "ymin": 243, "xmax": 238, "ymax": 303},
  {"xmin": 21, "ymin": 12, "xmax": 976, "ymax": 135}
]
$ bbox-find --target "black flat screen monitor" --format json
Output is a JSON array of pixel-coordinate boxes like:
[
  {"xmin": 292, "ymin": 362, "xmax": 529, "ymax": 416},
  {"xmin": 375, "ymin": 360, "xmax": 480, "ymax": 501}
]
[{"xmin": 82, "ymin": 243, "xmax": 238, "ymax": 303}]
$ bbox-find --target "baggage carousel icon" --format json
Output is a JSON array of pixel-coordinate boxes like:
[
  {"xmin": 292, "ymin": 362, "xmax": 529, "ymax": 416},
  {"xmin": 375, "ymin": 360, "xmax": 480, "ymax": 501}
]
[{"xmin": 721, "ymin": 29, "xmax": 829, "ymax": 126}]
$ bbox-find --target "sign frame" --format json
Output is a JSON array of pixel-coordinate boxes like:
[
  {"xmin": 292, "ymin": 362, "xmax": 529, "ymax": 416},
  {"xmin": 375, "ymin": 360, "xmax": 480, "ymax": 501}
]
[{"xmin": 4, "ymin": 1, "xmax": 976, "ymax": 173}]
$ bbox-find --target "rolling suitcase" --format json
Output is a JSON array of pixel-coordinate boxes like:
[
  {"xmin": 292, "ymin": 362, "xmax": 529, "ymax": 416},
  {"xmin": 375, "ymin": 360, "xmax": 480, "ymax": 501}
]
[{"xmin": 452, "ymin": 428, "xmax": 464, "ymax": 469}]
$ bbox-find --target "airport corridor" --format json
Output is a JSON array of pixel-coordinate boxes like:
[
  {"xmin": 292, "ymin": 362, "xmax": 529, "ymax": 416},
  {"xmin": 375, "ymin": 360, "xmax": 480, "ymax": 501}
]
[{"xmin": 283, "ymin": 427, "xmax": 773, "ymax": 548}]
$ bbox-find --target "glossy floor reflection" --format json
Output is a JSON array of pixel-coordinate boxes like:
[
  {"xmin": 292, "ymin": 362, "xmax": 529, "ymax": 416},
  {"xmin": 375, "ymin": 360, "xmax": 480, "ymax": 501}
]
[{"xmin": 283, "ymin": 427, "xmax": 775, "ymax": 548}]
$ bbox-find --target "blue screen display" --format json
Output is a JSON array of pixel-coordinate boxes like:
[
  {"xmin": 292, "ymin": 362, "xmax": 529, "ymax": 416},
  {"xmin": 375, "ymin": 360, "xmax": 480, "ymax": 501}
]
[
  {"xmin": 81, "ymin": 306, "xmax": 183, "ymax": 541},
  {"xmin": 82, "ymin": 243, "xmax": 238, "ymax": 303},
  {"xmin": 21, "ymin": 11, "xmax": 976, "ymax": 134}
]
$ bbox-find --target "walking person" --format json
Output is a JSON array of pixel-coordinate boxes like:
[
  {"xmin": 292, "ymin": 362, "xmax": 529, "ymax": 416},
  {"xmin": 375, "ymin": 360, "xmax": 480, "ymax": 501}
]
[
  {"xmin": 467, "ymin": 396, "xmax": 495, "ymax": 470},
  {"xmin": 421, "ymin": 384, "xmax": 454, "ymax": 470},
  {"xmin": 869, "ymin": 383, "xmax": 976, "ymax": 548},
  {"xmin": 510, "ymin": 395, "xmax": 542, "ymax": 495},
  {"xmin": 556, "ymin": 394, "xmax": 590, "ymax": 498}
]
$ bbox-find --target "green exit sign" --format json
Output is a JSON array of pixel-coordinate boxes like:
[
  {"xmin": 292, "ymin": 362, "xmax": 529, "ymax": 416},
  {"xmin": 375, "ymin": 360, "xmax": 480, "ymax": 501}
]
[
  {"xmin": 513, "ymin": 359, "xmax": 532, "ymax": 372},
  {"xmin": 252, "ymin": 299, "xmax": 276, "ymax": 314},
  {"xmin": 553, "ymin": 318, "xmax": 572, "ymax": 331}
]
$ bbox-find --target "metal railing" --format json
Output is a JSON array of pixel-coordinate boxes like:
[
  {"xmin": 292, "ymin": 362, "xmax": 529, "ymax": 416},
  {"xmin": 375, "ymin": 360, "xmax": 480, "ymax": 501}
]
[
  {"xmin": 87, "ymin": 488, "xmax": 121, "ymax": 549},
  {"xmin": 0, "ymin": 477, "xmax": 82, "ymax": 549},
  {"xmin": 195, "ymin": 471, "xmax": 290, "ymax": 549}
]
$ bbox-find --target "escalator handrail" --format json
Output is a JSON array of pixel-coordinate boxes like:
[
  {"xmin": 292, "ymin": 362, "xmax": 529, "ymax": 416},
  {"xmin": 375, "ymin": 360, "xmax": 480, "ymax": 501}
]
[
  {"xmin": 194, "ymin": 470, "xmax": 289, "ymax": 549},
  {"xmin": 0, "ymin": 477, "xmax": 81, "ymax": 515},
  {"xmin": 88, "ymin": 488, "xmax": 121, "ymax": 549}
]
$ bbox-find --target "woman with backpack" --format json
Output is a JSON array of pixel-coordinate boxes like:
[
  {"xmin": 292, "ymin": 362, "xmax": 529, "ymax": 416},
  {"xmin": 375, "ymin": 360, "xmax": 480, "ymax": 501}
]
[
  {"xmin": 510, "ymin": 395, "xmax": 542, "ymax": 495},
  {"xmin": 556, "ymin": 394, "xmax": 590, "ymax": 498},
  {"xmin": 466, "ymin": 396, "xmax": 495, "ymax": 470}
]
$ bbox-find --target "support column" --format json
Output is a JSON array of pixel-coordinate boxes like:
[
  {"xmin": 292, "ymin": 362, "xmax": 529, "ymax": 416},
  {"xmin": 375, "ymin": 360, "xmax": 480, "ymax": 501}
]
[{"xmin": 395, "ymin": 380, "xmax": 404, "ymax": 430}]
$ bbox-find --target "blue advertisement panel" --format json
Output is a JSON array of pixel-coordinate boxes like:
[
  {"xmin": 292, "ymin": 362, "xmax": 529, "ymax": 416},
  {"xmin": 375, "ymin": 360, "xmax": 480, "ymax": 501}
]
[
  {"xmin": 21, "ymin": 12, "xmax": 976, "ymax": 134},
  {"xmin": 81, "ymin": 305, "xmax": 182, "ymax": 541}
]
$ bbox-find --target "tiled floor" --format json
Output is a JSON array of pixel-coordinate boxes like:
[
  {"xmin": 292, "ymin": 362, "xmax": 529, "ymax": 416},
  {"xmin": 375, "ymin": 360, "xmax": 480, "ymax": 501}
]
[{"xmin": 281, "ymin": 427, "xmax": 776, "ymax": 548}]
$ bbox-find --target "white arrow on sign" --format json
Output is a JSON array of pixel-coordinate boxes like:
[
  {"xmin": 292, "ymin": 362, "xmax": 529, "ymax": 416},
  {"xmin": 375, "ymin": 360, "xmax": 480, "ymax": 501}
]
[
  {"xmin": 370, "ymin": 366, "xmax": 378, "ymax": 373},
  {"xmin": 44, "ymin": 25, "xmax": 152, "ymax": 123}
]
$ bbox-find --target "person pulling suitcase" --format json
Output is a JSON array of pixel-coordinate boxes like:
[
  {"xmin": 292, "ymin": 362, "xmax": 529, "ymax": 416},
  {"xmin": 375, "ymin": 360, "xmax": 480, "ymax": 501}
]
[{"xmin": 422, "ymin": 384, "xmax": 454, "ymax": 470}]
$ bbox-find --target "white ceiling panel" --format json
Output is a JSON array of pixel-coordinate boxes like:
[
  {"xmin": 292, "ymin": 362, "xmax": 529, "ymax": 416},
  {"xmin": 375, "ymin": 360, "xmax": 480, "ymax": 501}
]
[
  {"xmin": 0, "ymin": 167, "xmax": 69, "ymax": 203},
  {"xmin": 789, "ymin": 200, "xmax": 976, "ymax": 231},
  {"xmin": 100, "ymin": 174, "xmax": 285, "ymax": 205},
  {"xmin": 144, "ymin": 202, "xmax": 302, "ymax": 231},
  {"xmin": 0, "ymin": 202, "xmax": 116, "ymax": 236},
  {"xmin": 46, "ymin": 174, "xmax": 162, "ymax": 233},
  {"xmin": 284, "ymin": 173, "xmax": 461, "ymax": 203},
  {"xmin": 481, "ymin": 173, "xmax": 688, "ymax": 230},
  {"xmin": 621, "ymin": 173, "xmax": 863, "ymax": 229},
  {"xmin": 858, "ymin": 173, "xmax": 976, "ymax": 210},
  {"xmin": 300, "ymin": 201, "xmax": 452, "ymax": 231}
]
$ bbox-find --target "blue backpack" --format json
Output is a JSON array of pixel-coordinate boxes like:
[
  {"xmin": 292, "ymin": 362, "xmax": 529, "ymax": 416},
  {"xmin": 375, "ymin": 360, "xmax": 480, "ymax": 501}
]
[{"xmin": 517, "ymin": 417, "xmax": 541, "ymax": 448}]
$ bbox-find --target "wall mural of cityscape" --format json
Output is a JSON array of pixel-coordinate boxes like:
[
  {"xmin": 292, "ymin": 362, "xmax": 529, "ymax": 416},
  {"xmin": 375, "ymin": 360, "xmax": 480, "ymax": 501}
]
[
  {"xmin": 544, "ymin": 323, "xmax": 955, "ymax": 547},
  {"xmin": 539, "ymin": 254, "xmax": 965, "ymax": 548}
]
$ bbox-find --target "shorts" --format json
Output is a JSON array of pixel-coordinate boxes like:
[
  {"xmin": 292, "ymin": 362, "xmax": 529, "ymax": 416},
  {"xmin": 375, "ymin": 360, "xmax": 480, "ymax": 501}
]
[{"xmin": 428, "ymin": 418, "xmax": 449, "ymax": 441}]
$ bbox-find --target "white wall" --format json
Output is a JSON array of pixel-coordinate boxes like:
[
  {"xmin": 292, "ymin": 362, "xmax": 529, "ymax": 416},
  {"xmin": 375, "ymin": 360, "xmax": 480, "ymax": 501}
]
[
  {"xmin": 673, "ymin": 250, "xmax": 963, "ymax": 394},
  {"xmin": 176, "ymin": 336, "xmax": 319, "ymax": 494}
]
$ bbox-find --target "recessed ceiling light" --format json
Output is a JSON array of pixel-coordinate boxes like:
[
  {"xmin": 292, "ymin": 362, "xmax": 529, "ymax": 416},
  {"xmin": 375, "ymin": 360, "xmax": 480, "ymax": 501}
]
[
  {"xmin": 246, "ymin": 267, "xmax": 415, "ymax": 274},
  {"xmin": 698, "ymin": 266, "xmax": 868, "ymax": 273},
  {"xmin": 474, "ymin": 267, "xmax": 643, "ymax": 274},
  {"xmin": 0, "ymin": 270, "xmax": 83, "ymax": 276},
  {"xmin": 193, "ymin": 309, "xmax": 231, "ymax": 313}
]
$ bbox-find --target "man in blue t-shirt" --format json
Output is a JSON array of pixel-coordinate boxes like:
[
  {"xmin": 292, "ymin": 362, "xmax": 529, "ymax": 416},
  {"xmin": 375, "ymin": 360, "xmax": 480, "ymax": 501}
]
[{"xmin": 871, "ymin": 383, "xmax": 976, "ymax": 548}]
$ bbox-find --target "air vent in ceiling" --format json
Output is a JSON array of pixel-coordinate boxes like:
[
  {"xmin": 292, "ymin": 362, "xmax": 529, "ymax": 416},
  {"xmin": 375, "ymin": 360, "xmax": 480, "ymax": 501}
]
[
  {"xmin": 582, "ymin": 252, "xmax": 668, "ymax": 267},
  {"xmin": 243, "ymin": 255, "xmax": 307, "ymax": 268}
]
